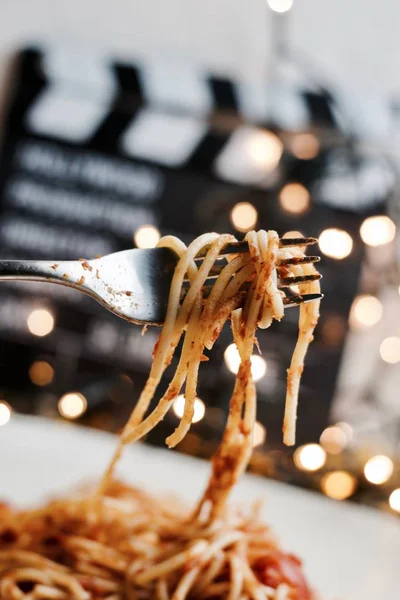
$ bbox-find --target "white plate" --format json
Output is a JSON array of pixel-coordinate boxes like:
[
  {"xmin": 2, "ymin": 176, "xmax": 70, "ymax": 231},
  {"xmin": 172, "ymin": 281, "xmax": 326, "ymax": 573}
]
[{"xmin": 0, "ymin": 415, "xmax": 399, "ymax": 600}]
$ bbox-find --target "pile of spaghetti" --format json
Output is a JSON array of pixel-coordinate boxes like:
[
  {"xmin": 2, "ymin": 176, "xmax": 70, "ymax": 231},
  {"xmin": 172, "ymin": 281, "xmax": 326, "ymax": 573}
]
[{"xmin": 0, "ymin": 231, "xmax": 320, "ymax": 600}]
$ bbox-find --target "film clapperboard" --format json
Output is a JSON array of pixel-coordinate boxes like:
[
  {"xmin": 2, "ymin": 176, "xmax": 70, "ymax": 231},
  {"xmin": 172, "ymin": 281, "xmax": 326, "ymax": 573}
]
[{"xmin": 0, "ymin": 47, "xmax": 369, "ymax": 445}]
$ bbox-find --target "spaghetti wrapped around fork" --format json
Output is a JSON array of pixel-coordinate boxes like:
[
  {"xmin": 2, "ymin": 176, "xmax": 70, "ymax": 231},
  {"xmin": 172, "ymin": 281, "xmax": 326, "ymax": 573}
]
[{"xmin": 0, "ymin": 230, "xmax": 321, "ymax": 600}]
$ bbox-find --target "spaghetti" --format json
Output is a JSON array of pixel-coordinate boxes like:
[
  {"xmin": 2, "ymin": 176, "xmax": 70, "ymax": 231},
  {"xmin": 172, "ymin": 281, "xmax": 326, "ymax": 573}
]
[{"xmin": 0, "ymin": 230, "xmax": 321, "ymax": 600}]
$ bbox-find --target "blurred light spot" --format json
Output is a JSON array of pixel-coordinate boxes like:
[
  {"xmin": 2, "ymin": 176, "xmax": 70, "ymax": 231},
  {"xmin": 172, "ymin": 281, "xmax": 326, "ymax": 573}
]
[
  {"xmin": 173, "ymin": 395, "xmax": 205, "ymax": 423},
  {"xmin": 58, "ymin": 392, "xmax": 87, "ymax": 420},
  {"xmin": 349, "ymin": 295, "xmax": 382, "ymax": 329},
  {"xmin": 321, "ymin": 315, "xmax": 346, "ymax": 347},
  {"xmin": 248, "ymin": 130, "xmax": 283, "ymax": 171},
  {"xmin": 267, "ymin": 0, "xmax": 293, "ymax": 13},
  {"xmin": 224, "ymin": 343, "xmax": 243, "ymax": 374},
  {"xmin": 282, "ymin": 230, "xmax": 304, "ymax": 239},
  {"xmin": 380, "ymin": 337, "xmax": 400, "ymax": 364},
  {"xmin": 215, "ymin": 127, "xmax": 283, "ymax": 185},
  {"xmin": 321, "ymin": 471, "xmax": 357, "ymax": 500},
  {"xmin": 224, "ymin": 344, "xmax": 267, "ymax": 381},
  {"xmin": 294, "ymin": 444, "xmax": 326, "ymax": 471},
  {"xmin": 0, "ymin": 402, "xmax": 11, "ymax": 426},
  {"xmin": 360, "ymin": 215, "xmax": 396, "ymax": 247},
  {"xmin": 320, "ymin": 426, "xmax": 347, "ymax": 454},
  {"xmin": 336, "ymin": 421, "xmax": 353, "ymax": 442},
  {"xmin": 253, "ymin": 421, "xmax": 267, "ymax": 447},
  {"xmin": 250, "ymin": 355, "xmax": 267, "ymax": 381},
  {"xmin": 389, "ymin": 489, "xmax": 400, "ymax": 513},
  {"xmin": 279, "ymin": 183, "xmax": 310, "ymax": 215},
  {"xmin": 364, "ymin": 455, "xmax": 393, "ymax": 485},
  {"xmin": 29, "ymin": 361, "xmax": 54, "ymax": 386},
  {"xmin": 319, "ymin": 228, "xmax": 353, "ymax": 260},
  {"xmin": 134, "ymin": 225, "xmax": 161, "ymax": 248},
  {"xmin": 230, "ymin": 202, "xmax": 258, "ymax": 232},
  {"xmin": 27, "ymin": 309, "xmax": 54, "ymax": 337},
  {"xmin": 289, "ymin": 133, "xmax": 320, "ymax": 160}
]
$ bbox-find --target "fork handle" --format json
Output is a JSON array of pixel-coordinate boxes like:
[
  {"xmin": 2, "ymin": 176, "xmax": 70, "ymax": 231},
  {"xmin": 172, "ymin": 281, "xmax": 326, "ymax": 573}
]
[{"xmin": 0, "ymin": 260, "xmax": 82, "ymax": 285}]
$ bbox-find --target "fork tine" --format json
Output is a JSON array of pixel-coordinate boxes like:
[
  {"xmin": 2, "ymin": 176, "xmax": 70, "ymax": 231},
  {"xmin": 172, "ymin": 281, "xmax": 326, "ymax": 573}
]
[
  {"xmin": 192, "ymin": 270, "xmax": 322, "ymax": 286},
  {"xmin": 181, "ymin": 283, "xmax": 323, "ymax": 308},
  {"xmin": 283, "ymin": 293, "xmax": 323, "ymax": 307},
  {"xmin": 278, "ymin": 255, "xmax": 320, "ymax": 266},
  {"xmin": 194, "ymin": 238, "xmax": 318, "ymax": 260},
  {"xmin": 183, "ymin": 259, "xmax": 322, "ymax": 282},
  {"xmin": 278, "ymin": 273, "xmax": 322, "ymax": 288},
  {"xmin": 279, "ymin": 237, "xmax": 318, "ymax": 247}
]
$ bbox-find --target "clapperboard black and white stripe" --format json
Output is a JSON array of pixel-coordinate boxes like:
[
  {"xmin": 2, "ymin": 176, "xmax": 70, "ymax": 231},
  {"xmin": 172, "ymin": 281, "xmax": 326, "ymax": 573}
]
[
  {"xmin": 26, "ymin": 46, "xmax": 344, "ymax": 146},
  {"xmin": 24, "ymin": 48, "xmax": 342, "ymax": 166},
  {"xmin": 0, "ymin": 45, "xmax": 392, "ymax": 444},
  {"xmin": 18, "ymin": 46, "xmax": 396, "ymax": 210}
]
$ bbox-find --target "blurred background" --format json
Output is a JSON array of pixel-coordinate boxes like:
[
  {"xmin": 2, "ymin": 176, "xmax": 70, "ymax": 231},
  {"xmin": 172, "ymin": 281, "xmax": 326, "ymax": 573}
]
[{"xmin": 0, "ymin": 0, "xmax": 399, "ymax": 516}]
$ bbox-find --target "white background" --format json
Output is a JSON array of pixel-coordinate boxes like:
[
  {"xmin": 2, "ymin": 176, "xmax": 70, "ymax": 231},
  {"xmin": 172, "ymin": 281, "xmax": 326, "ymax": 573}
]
[
  {"xmin": 2, "ymin": 416, "xmax": 400, "ymax": 600},
  {"xmin": 0, "ymin": 0, "xmax": 398, "ymax": 101}
]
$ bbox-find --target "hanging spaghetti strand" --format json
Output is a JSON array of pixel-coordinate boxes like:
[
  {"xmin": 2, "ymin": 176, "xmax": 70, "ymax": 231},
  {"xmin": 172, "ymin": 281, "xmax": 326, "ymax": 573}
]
[{"xmin": 0, "ymin": 230, "xmax": 320, "ymax": 600}]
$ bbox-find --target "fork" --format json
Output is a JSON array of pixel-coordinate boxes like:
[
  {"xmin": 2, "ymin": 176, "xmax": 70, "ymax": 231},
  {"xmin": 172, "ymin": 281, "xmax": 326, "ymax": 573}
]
[{"xmin": 0, "ymin": 238, "xmax": 322, "ymax": 325}]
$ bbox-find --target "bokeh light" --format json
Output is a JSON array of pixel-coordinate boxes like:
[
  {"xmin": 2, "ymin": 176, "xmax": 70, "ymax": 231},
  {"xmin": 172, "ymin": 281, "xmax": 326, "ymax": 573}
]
[
  {"xmin": 279, "ymin": 183, "xmax": 310, "ymax": 215},
  {"xmin": 134, "ymin": 225, "xmax": 161, "ymax": 248},
  {"xmin": 29, "ymin": 361, "xmax": 54, "ymax": 386},
  {"xmin": 248, "ymin": 130, "xmax": 283, "ymax": 171},
  {"xmin": 267, "ymin": 0, "xmax": 293, "ymax": 13},
  {"xmin": 320, "ymin": 426, "xmax": 347, "ymax": 454},
  {"xmin": 224, "ymin": 343, "xmax": 241, "ymax": 373},
  {"xmin": 250, "ymin": 355, "xmax": 268, "ymax": 381},
  {"xmin": 27, "ymin": 309, "xmax": 54, "ymax": 337},
  {"xmin": 364, "ymin": 455, "xmax": 393, "ymax": 485},
  {"xmin": 289, "ymin": 133, "xmax": 320, "ymax": 160},
  {"xmin": 224, "ymin": 344, "xmax": 267, "ymax": 381},
  {"xmin": 379, "ymin": 337, "xmax": 400, "ymax": 364},
  {"xmin": 318, "ymin": 228, "xmax": 353, "ymax": 259},
  {"xmin": 230, "ymin": 202, "xmax": 258, "ymax": 232},
  {"xmin": 0, "ymin": 402, "xmax": 11, "ymax": 426},
  {"xmin": 173, "ymin": 395, "xmax": 205, "ymax": 424},
  {"xmin": 321, "ymin": 471, "xmax": 357, "ymax": 500},
  {"xmin": 360, "ymin": 215, "xmax": 396, "ymax": 247},
  {"xmin": 294, "ymin": 443, "xmax": 326, "ymax": 472},
  {"xmin": 58, "ymin": 392, "xmax": 87, "ymax": 420},
  {"xmin": 349, "ymin": 295, "xmax": 382, "ymax": 329},
  {"xmin": 282, "ymin": 230, "xmax": 304, "ymax": 239},
  {"xmin": 389, "ymin": 489, "xmax": 400, "ymax": 513},
  {"xmin": 336, "ymin": 422, "xmax": 353, "ymax": 442},
  {"xmin": 253, "ymin": 421, "xmax": 267, "ymax": 447}
]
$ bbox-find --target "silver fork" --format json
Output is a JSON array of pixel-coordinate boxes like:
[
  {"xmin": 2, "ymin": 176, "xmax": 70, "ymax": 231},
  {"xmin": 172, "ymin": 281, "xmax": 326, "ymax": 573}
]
[{"xmin": 0, "ymin": 238, "xmax": 322, "ymax": 325}]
